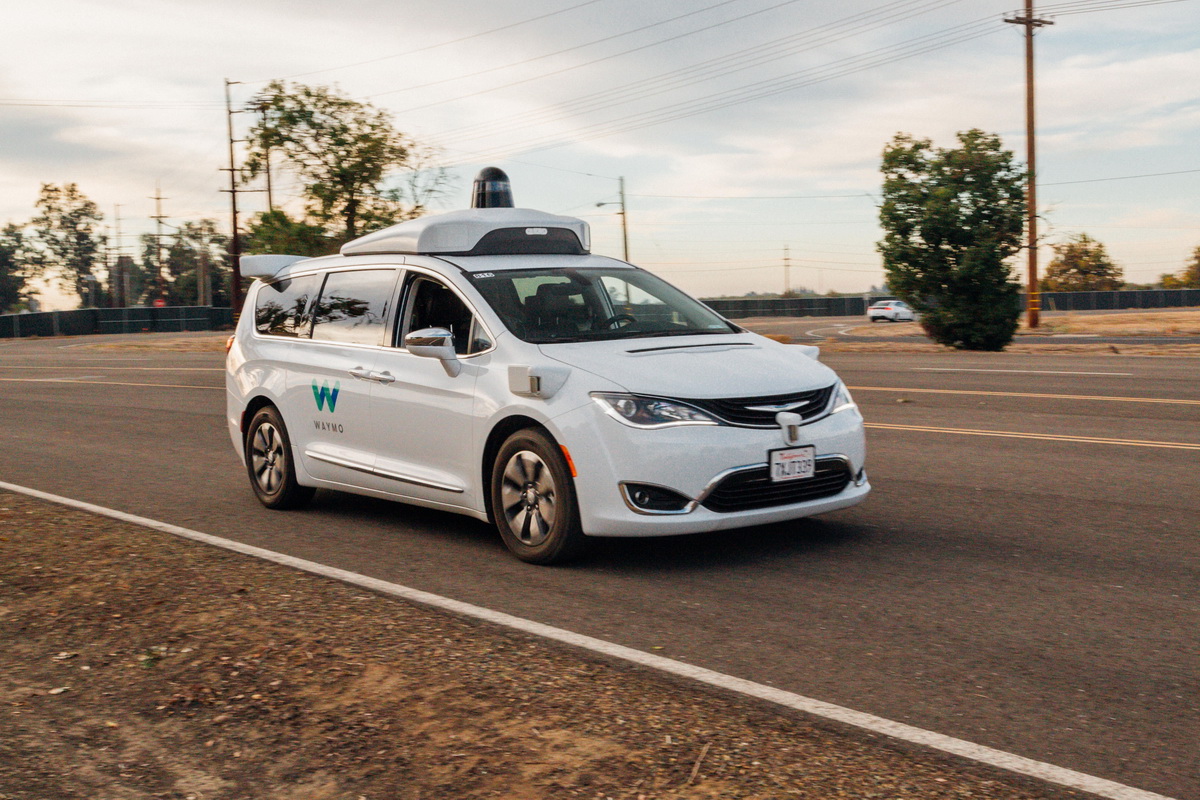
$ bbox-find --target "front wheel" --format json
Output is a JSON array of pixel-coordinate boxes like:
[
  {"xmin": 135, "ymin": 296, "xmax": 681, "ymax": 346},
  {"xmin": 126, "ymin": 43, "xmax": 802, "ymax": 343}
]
[
  {"xmin": 245, "ymin": 406, "xmax": 314, "ymax": 510},
  {"xmin": 491, "ymin": 428, "xmax": 587, "ymax": 564}
]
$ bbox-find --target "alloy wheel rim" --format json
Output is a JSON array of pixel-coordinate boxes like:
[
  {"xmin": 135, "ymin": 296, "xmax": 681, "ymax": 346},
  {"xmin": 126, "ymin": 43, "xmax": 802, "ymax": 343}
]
[
  {"xmin": 500, "ymin": 450, "xmax": 557, "ymax": 547},
  {"xmin": 251, "ymin": 422, "xmax": 285, "ymax": 495}
]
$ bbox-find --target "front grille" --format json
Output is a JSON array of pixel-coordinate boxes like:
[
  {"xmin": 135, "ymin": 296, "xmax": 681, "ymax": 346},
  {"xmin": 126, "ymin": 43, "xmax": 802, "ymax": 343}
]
[
  {"xmin": 701, "ymin": 458, "xmax": 852, "ymax": 513},
  {"xmin": 682, "ymin": 385, "xmax": 835, "ymax": 428}
]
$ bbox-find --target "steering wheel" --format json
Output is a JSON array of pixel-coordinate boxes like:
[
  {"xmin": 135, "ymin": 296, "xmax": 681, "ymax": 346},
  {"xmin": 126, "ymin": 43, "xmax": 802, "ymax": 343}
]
[{"xmin": 597, "ymin": 314, "xmax": 637, "ymax": 330}]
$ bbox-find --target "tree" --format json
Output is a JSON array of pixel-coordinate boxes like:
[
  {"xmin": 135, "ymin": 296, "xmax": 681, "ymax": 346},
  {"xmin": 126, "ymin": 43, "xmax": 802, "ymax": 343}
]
[
  {"xmin": 0, "ymin": 224, "xmax": 31, "ymax": 313},
  {"xmin": 244, "ymin": 210, "xmax": 333, "ymax": 258},
  {"xmin": 138, "ymin": 221, "xmax": 232, "ymax": 306},
  {"xmin": 29, "ymin": 183, "xmax": 106, "ymax": 304},
  {"xmin": 1041, "ymin": 233, "xmax": 1123, "ymax": 291},
  {"xmin": 877, "ymin": 129, "xmax": 1026, "ymax": 351},
  {"xmin": 165, "ymin": 221, "xmax": 231, "ymax": 306},
  {"xmin": 244, "ymin": 82, "xmax": 450, "ymax": 244},
  {"xmin": 1161, "ymin": 246, "xmax": 1200, "ymax": 289}
]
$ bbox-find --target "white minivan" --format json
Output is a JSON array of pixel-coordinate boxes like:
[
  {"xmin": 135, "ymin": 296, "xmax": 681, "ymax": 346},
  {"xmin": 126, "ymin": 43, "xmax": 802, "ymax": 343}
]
[{"xmin": 226, "ymin": 180, "xmax": 869, "ymax": 563}]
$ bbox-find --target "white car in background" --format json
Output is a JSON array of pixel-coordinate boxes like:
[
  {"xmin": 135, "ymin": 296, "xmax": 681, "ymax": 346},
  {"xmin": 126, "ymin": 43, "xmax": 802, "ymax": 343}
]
[
  {"xmin": 226, "ymin": 170, "xmax": 869, "ymax": 564},
  {"xmin": 867, "ymin": 300, "xmax": 915, "ymax": 322}
]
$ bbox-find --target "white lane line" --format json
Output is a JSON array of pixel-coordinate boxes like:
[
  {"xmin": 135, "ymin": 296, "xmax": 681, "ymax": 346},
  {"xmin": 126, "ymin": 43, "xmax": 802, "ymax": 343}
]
[
  {"xmin": 0, "ymin": 479, "xmax": 1179, "ymax": 800},
  {"xmin": 803, "ymin": 325, "xmax": 853, "ymax": 338},
  {"xmin": 913, "ymin": 368, "xmax": 1134, "ymax": 376},
  {"xmin": 0, "ymin": 365, "xmax": 224, "ymax": 371},
  {"xmin": 0, "ymin": 377, "xmax": 221, "ymax": 390}
]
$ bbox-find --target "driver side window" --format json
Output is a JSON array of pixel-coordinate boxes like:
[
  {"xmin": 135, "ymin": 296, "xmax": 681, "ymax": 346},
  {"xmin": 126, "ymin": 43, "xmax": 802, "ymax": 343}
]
[{"xmin": 400, "ymin": 275, "xmax": 491, "ymax": 355}]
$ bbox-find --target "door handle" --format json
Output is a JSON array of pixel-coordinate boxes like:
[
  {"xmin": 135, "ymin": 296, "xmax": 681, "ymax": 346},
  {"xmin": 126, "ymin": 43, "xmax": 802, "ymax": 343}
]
[
  {"xmin": 371, "ymin": 371, "xmax": 396, "ymax": 385},
  {"xmin": 349, "ymin": 367, "xmax": 372, "ymax": 380}
]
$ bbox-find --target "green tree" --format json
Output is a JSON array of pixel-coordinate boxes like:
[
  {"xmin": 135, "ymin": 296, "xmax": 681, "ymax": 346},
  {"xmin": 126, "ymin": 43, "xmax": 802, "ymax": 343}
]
[
  {"xmin": 0, "ymin": 224, "xmax": 31, "ymax": 313},
  {"xmin": 244, "ymin": 209, "xmax": 333, "ymax": 257},
  {"xmin": 136, "ymin": 221, "xmax": 231, "ymax": 306},
  {"xmin": 1041, "ymin": 233, "xmax": 1123, "ymax": 291},
  {"xmin": 244, "ymin": 82, "xmax": 450, "ymax": 244},
  {"xmin": 1160, "ymin": 246, "xmax": 1200, "ymax": 289},
  {"xmin": 29, "ymin": 183, "xmax": 106, "ymax": 304},
  {"xmin": 877, "ymin": 129, "xmax": 1026, "ymax": 351},
  {"xmin": 165, "ymin": 221, "xmax": 231, "ymax": 306}
]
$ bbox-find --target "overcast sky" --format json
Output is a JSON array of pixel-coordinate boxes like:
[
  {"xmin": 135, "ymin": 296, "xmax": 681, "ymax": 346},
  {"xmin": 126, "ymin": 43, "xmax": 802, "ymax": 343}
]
[{"xmin": 3, "ymin": 0, "xmax": 1198, "ymax": 307}]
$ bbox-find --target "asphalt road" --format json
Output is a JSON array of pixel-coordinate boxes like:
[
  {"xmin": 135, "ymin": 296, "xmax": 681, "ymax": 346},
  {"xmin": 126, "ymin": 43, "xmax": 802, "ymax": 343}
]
[
  {"xmin": 742, "ymin": 310, "xmax": 1200, "ymax": 344},
  {"xmin": 2, "ymin": 333, "xmax": 1197, "ymax": 799}
]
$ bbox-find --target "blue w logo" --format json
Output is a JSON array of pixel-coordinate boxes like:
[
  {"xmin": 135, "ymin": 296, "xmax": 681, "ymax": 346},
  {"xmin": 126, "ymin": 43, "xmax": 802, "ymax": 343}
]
[{"xmin": 311, "ymin": 380, "xmax": 340, "ymax": 412}]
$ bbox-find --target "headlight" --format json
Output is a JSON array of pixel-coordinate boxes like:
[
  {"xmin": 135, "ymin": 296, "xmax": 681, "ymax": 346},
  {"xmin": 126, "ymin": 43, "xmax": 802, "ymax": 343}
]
[
  {"xmin": 590, "ymin": 392, "xmax": 720, "ymax": 429},
  {"xmin": 829, "ymin": 381, "xmax": 857, "ymax": 415}
]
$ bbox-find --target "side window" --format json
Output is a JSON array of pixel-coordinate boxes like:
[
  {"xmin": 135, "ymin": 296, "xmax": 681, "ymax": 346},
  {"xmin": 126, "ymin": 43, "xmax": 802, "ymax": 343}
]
[
  {"xmin": 401, "ymin": 276, "xmax": 490, "ymax": 355},
  {"xmin": 254, "ymin": 274, "xmax": 320, "ymax": 337},
  {"xmin": 310, "ymin": 269, "xmax": 398, "ymax": 346}
]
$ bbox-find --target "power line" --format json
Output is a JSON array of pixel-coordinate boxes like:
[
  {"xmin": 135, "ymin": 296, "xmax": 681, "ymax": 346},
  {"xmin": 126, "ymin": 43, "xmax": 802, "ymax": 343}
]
[
  {"xmin": 253, "ymin": 0, "xmax": 609, "ymax": 84},
  {"xmin": 1036, "ymin": 0, "xmax": 1190, "ymax": 15},
  {"xmin": 0, "ymin": 99, "xmax": 222, "ymax": 109},
  {"xmin": 1043, "ymin": 168, "xmax": 1200, "ymax": 186},
  {"xmin": 442, "ymin": 16, "xmax": 1002, "ymax": 165},
  {"xmin": 628, "ymin": 192, "xmax": 873, "ymax": 200},
  {"xmin": 435, "ymin": 0, "xmax": 964, "ymax": 145},
  {"xmin": 376, "ymin": 0, "xmax": 802, "ymax": 103}
]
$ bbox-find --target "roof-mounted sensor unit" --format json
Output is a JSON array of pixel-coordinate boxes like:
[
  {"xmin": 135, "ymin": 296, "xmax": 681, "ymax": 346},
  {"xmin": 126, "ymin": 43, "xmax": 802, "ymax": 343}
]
[
  {"xmin": 471, "ymin": 166, "xmax": 514, "ymax": 209},
  {"xmin": 340, "ymin": 208, "xmax": 590, "ymax": 257}
]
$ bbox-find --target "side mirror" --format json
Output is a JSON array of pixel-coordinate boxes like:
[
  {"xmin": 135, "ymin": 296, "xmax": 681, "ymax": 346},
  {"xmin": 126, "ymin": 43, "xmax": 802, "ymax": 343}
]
[{"xmin": 405, "ymin": 327, "xmax": 461, "ymax": 377}]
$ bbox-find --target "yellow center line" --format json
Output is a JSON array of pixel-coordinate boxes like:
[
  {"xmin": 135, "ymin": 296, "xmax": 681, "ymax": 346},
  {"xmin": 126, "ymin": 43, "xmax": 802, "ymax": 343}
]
[
  {"xmin": 865, "ymin": 422, "xmax": 1200, "ymax": 450},
  {"xmin": 0, "ymin": 377, "xmax": 222, "ymax": 391},
  {"xmin": 850, "ymin": 386, "xmax": 1200, "ymax": 406}
]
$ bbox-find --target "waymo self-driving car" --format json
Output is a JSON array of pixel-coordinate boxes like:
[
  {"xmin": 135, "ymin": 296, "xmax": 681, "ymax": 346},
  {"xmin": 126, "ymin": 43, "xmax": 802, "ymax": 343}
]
[{"xmin": 226, "ymin": 170, "xmax": 869, "ymax": 563}]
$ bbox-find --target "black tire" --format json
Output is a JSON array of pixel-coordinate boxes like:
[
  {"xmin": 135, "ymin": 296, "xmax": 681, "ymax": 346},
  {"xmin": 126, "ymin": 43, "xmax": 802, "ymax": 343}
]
[
  {"xmin": 491, "ymin": 428, "xmax": 587, "ymax": 565},
  {"xmin": 244, "ymin": 406, "xmax": 314, "ymax": 510}
]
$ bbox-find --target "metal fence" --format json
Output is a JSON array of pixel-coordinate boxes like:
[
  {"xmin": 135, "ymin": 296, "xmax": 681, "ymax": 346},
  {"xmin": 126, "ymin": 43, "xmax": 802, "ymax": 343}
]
[
  {"xmin": 702, "ymin": 288, "xmax": 1200, "ymax": 319},
  {"xmin": 1036, "ymin": 288, "xmax": 1200, "ymax": 312},
  {"xmin": 0, "ymin": 306, "xmax": 235, "ymax": 339},
  {"xmin": 3, "ymin": 288, "xmax": 1198, "ymax": 336},
  {"xmin": 702, "ymin": 295, "xmax": 880, "ymax": 319}
]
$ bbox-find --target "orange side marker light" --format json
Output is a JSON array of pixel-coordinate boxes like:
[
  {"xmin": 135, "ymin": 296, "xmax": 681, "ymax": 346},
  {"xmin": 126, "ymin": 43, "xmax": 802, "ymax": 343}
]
[{"xmin": 560, "ymin": 445, "xmax": 578, "ymax": 477}]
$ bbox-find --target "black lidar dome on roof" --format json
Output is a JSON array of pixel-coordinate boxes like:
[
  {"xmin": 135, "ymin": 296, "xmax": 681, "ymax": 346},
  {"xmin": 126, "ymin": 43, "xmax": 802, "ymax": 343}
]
[{"xmin": 471, "ymin": 166, "xmax": 514, "ymax": 209}]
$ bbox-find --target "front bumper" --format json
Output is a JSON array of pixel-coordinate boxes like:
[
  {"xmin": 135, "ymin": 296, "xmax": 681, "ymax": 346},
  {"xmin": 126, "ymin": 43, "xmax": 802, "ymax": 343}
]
[{"xmin": 549, "ymin": 400, "xmax": 869, "ymax": 537}]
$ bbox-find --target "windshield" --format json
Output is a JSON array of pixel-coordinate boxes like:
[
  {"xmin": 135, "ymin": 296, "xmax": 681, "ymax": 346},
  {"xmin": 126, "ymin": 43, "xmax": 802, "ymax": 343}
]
[{"xmin": 468, "ymin": 267, "xmax": 739, "ymax": 344}]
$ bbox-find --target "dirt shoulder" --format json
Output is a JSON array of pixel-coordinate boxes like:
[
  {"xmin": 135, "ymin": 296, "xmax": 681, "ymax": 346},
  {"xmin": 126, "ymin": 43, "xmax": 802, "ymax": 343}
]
[{"xmin": 0, "ymin": 491, "xmax": 1083, "ymax": 800}]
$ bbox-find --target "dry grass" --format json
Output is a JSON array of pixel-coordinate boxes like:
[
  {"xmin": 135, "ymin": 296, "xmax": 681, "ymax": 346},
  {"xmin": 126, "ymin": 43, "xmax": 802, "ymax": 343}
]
[
  {"xmin": 84, "ymin": 334, "xmax": 230, "ymax": 353},
  {"xmin": 1033, "ymin": 311, "xmax": 1200, "ymax": 336},
  {"xmin": 816, "ymin": 339, "xmax": 1200, "ymax": 356},
  {"xmin": 838, "ymin": 310, "xmax": 1200, "ymax": 338}
]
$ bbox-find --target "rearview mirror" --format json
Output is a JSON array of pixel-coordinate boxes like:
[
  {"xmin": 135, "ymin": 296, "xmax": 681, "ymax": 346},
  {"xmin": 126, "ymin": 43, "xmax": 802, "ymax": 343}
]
[{"xmin": 405, "ymin": 327, "xmax": 461, "ymax": 377}]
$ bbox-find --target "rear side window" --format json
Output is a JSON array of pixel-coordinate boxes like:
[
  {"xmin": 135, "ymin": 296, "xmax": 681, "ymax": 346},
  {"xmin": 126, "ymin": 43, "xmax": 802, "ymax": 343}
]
[
  {"xmin": 254, "ymin": 274, "xmax": 321, "ymax": 337},
  {"xmin": 311, "ymin": 269, "xmax": 399, "ymax": 346}
]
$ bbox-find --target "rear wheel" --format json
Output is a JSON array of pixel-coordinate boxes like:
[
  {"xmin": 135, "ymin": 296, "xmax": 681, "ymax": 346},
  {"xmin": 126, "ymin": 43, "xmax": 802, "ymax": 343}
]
[
  {"xmin": 245, "ymin": 406, "xmax": 314, "ymax": 510},
  {"xmin": 491, "ymin": 428, "xmax": 586, "ymax": 564}
]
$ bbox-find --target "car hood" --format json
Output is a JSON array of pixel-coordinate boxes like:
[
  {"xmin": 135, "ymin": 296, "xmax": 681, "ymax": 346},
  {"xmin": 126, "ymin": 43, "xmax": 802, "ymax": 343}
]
[{"xmin": 538, "ymin": 333, "xmax": 838, "ymax": 398}]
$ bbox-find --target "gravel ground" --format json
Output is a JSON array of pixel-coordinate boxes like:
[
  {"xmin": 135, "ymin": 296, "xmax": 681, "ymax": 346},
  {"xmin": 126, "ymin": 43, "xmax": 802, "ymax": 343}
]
[{"xmin": 0, "ymin": 491, "xmax": 1089, "ymax": 800}]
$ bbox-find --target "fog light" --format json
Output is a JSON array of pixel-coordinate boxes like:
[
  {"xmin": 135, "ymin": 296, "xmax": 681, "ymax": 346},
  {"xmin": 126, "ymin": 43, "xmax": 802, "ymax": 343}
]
[{"xmin": 621, "ymin": 483, "xmax": 692, "ymax": 514}]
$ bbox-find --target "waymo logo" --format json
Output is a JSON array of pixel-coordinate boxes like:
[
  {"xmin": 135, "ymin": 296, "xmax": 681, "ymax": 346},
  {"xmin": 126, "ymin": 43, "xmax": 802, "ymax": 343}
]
[{"xmin": 311, "ymin": 380, "xmax": 340, "ymax": 412}]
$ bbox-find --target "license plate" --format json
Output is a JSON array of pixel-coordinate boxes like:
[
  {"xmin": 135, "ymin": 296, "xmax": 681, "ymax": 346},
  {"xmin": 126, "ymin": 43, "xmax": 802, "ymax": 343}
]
[{"xmin": 769, "ymin": 445, "xmax": 815, "ymax": 482}]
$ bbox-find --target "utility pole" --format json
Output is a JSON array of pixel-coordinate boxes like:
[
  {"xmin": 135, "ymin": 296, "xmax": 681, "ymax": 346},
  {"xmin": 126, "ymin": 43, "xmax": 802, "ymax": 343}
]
[
  {"xmin": 783, "ymin": 244, "xmax": 791, "ymax": 296},
  {"xmin": 1005, "ymin": 1, "xmax": 1053, "ymax": 329},
  {"xmin": 113, "ymin": 204, "xmax": 126, "ymax": 307},
  {"xmin": 223, "ymin": 78, "xmax": 245, "ymax": 315},
  {"xmin": 255, "ymin": 101, "xmax": 275, "ymax": 212},
  {"xmin": 595, "ymin": 177, "xmax": 630, "ymax": 262},
  {"xmin": 618, "ymin": 176, "xmax": 629, "ymax": 262},
  {"xmin": 149, "ymin": 182, "xmax": 169, "ymax": 303}
]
